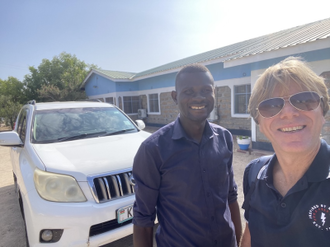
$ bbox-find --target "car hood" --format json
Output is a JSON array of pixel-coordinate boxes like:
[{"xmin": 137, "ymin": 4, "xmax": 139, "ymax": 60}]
[{"xmin": 32, "ymin": 131, "xmax": 150, "ymax": 181}]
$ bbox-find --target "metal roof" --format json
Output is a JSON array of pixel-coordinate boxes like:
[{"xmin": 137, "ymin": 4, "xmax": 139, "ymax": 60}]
[
  {"xmin": 93, "ymin": 69, "xmax": 136, "ymax": 80},
  {"xmin": 86, "ymin": 17, "xmax": 330, "ymax": 82},
  {"xmin": 134, "ymin": 17, "xmax": 330, "ymax": 78}
]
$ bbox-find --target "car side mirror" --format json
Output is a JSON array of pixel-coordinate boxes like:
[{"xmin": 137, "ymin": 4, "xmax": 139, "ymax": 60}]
[
  {"xmin": 135, "ymin": 120, "xmax": 146, "ymax": 130},
  {"xmin": 0, "ymin": 131, "xmax": 23, "ymax": 147}
]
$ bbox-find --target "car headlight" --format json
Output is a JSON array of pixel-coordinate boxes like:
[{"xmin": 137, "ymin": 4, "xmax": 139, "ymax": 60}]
[{"xmin": 34, "ymin": 169, "xmax": 87, "ymax": 202}]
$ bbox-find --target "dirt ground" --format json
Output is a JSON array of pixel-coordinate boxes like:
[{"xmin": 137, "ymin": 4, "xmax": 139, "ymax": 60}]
[
  {"xmin": 0, "ymin": 126, "xmax": 272, "ymax": 247},
  {"xmin": 0, "ymin": 144, "xmax": 27, "ymax": 247}
]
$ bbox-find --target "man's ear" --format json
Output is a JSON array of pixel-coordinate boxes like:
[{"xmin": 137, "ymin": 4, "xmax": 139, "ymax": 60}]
[{"xmin": 171, "ymin": 91, "xmax": 177, "ymax": 104}]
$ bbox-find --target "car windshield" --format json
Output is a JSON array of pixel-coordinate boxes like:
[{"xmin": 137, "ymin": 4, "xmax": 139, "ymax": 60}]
[{"xmin": 31, "ymin": 107, "xmax": 138, "ymax": 143}]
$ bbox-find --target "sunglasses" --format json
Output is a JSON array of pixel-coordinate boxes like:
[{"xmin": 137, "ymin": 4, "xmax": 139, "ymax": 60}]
[{"xmin": 256, "ymin": 91, "xmax": 323, "ymax": 118}]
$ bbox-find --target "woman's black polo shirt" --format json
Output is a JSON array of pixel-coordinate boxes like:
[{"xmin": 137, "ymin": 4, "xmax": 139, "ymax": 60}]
[{"xmin": 243, "ymin": 139, "xmax": 330, "ymax": 247}]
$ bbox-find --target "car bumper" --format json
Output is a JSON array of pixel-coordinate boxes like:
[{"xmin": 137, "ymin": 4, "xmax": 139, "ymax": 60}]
[{"xmin": 22, "ymin": 187, "xmax": 135, "ymax": 247}]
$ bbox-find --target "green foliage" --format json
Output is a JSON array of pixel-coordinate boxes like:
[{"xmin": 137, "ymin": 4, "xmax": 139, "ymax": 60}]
[
  {"xmin": 0, "ymin": 52, "xmax": 99, "ymax": 127},
  {"xmin": 0, "ymin": 77, "xmax": 27, "ymax": 104},
  {"xmin": 24, "ymin": 52, "xmax": 98, "ymax": 101},
  {"xmin": 0, "ymin": 77, "xmax": 26, "ymax": 128},
  {"xmin": 237, "ymin": 135, "xmax": 250, "ymax": 140},
  {"xmin": 38, "ymin": 83, "xmax": 86, "ymax": 101},
  {"xmin": 0, "ymin": 95, "xmax": 22, "ymax": 129}
]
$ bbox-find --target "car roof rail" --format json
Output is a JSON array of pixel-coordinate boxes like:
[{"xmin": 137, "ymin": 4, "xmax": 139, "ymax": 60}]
[
  {"xmin": 27, "ymin": 100, "xmax": 36, "ymax": 105},
  {"xmin": 83, "ymin": 99, "xmax": 103, "ymax": 102}
]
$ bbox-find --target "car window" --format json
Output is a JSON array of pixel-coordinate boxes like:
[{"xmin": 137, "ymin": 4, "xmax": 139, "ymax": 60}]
[
  {"xmin": 16, "ymin": 109, "xmax": 29, "ymax": 144},
  {"xmin": 31, "ymin": 107, "xmax": 138, "ymax": 143}
]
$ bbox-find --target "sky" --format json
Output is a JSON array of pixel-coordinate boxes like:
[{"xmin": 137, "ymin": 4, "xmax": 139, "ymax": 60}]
[{"xmin": 1, "ymin": 0, "xmax": 329, "ymax": 81}]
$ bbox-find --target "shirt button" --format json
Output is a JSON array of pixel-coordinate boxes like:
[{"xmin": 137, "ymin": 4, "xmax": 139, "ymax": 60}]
[
  {"xmin": 203, "ymin": 169, "xmax": 206, "ymax": 172},
  {"xmin": 281, "ymin": 203, "xmax": 286, "ymax": 208},
  {"xmin": 211, "ymin": 216, "xmax": 215, "ymax": 220}
]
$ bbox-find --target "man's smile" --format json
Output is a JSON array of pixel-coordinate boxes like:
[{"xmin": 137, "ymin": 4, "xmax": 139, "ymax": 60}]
[
  {"xmin": 191, "ymin": 106, "xmax": 205, "ymax": 110},
  {"xmin": 278, "ymin": 125, "xmax": 305, "ymax": 132}
]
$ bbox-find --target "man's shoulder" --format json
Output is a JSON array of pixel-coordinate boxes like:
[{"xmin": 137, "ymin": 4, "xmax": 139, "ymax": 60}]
[
  {"xmin": 143, "ymin": 122, "xmax": 175, "ymax": 145},
  {"xmin": 209, "ymin": 122, "xmax": 232, "ymax": 136},
  {"xmin": 209, "ymin": 122, "xmax": 228, "ymax": 130}
]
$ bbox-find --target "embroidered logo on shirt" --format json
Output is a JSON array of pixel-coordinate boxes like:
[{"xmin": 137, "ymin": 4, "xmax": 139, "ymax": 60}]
[{"xmin": 308, "ymin": 204, "xmax": 330, "ymax": 231}]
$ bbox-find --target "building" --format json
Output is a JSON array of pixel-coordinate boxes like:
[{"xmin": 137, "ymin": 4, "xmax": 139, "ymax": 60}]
[{"xmin": 81, "ymin": 18, "xmax": 330, "ymax": 151}]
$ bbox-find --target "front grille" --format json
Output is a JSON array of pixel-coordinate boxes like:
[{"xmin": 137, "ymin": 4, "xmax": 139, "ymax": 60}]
[
  {"xmin": 89, "ymin": 219, "xmax": 132, "ymax": 237},
  {"xmin": 87, "ymin": 169, "xmax": 134, "ymax": 203}
]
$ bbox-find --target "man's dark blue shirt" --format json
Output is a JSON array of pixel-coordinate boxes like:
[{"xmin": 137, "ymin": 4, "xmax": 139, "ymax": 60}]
[{"xmin": 133, "ymin": 118, "xmax": 238, "ymax": 247}]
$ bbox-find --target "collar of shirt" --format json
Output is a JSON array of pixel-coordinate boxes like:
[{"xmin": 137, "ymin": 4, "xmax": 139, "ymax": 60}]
[
  {"xmin": 305, "ymin": 139, "xmax": 330, "ymax": 182},
  {"xmin": 171, "ymin": 117, "xmax": 218, "ymax": 144},
  {"xmin": 261, "ymin": 139, "xmax": 330, "ymax": 187}
]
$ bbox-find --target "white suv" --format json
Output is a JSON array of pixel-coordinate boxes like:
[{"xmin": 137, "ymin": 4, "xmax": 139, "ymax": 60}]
[{"xmin": 0, "ymin": 100, "xmax": 150, "ymax": 247}]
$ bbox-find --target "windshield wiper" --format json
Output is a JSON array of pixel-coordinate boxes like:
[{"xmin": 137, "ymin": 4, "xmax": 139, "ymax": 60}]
[
  {"xmin": 57, "ymin": 131, "xmax": 107, "ymax": 142},
  {"xmin": 100, "ymin": 128, "xmax": 136, "ymax": 136}
]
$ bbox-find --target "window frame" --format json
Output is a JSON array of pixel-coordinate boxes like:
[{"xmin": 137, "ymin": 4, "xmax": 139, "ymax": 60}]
[
  {"xmin": 234, "ymin": 84, "xmax": 251, "ymax": 115},
  {"xmin": 123, "ymin": 96, "xmax": 141, "ymax": 114},
  {"xmin": 230, "ymin": 82, "xmax": 251, "ymax": 118},
  {"xmin": 148, "ymin": 93, "xmax": 160, "ymax": 114},
  {"xmin": 105, "ymin": 97, "xmax": 114, "ymax": 105},
  {"xmin": 16, "ymin": 108, "xmax": 29, "ymax": 144}
]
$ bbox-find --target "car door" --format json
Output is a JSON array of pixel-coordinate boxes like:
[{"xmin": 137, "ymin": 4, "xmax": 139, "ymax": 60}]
[{"xmin": 11, "ymin": 108, "xmax": 29, "ymax": 180}]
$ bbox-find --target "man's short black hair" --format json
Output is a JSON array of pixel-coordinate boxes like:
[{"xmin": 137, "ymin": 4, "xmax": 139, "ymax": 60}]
[{"xmin": 175, "ymin": 64, "xmax": 213, "ymax": 89}]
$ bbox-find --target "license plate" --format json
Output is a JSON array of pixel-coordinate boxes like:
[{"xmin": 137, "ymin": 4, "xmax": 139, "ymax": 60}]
[{"xmin": 117, "ymin": 204, "xmax": 133, "ymax": 224}]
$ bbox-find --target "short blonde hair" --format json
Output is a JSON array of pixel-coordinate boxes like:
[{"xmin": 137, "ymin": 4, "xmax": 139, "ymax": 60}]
[{"xmin": 248, "ymin": 57, "xmax": 329, "ymax": 124}]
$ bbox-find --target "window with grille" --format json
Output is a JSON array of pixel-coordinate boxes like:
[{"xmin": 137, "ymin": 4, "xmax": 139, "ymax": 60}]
[
  {"xmin": 148, "ymin": 93, "xmax": 159, "ymax": 113},
  {"xmin": 105, "ymin": 97, "xmax": 114, "ymax": 104},
  {"xmin": 234, "ymin": 85, "xmax": 251, "ymax": 114},
  {"xmin": 123, "ymin": 96, "xmax": 140, "ymax": 114}
]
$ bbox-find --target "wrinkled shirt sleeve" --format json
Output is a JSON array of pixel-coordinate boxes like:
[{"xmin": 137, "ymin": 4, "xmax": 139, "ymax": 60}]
[
  {"xmin": 228, "ymin": 163, "xmax": 238, "ymax": 204},
  {"xmin": 132, "ymin": 142, "xmax": 160, "ymax": 227},
  {"xmin": 242, "ymin": 163, "xmax": 252, "ymax": 221},
  {"xmin": 224, "ymin": 131, "xmax": 238, "ymax": 204},
  {"xmin": 226, "ymin": 135, "xmax": 238, "ymax": 204}
]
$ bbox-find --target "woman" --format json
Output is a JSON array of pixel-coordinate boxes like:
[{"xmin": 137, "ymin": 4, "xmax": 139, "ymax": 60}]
[{"xmin": 241, "ymin": 57, "xmax": 330, "ymax": 247}]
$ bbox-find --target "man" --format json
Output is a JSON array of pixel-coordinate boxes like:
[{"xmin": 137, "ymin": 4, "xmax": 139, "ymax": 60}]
[
  {"xmin": 241, "ymin": 57, "xmax": 330, "ymax": 246},
  {"xmin": 133, "ymin": 64, "xmax": 242, "ymax": 247}
]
